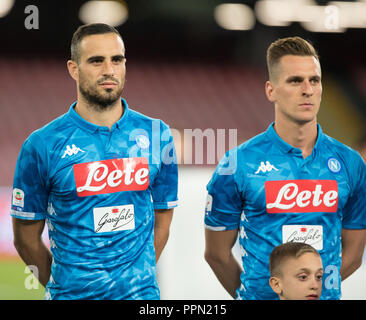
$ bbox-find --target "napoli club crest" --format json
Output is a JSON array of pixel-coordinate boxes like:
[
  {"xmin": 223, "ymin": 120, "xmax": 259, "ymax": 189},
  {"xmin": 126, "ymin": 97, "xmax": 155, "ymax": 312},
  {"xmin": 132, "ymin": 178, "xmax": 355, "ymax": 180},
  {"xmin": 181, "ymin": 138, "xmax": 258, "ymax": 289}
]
[
  {"xmin": 135, "ymin": 135, "xmax": 150, "ymax": 149},
  {"xmin": 327, "ymin": 157, "xmax": 341, "ymax": 173}
]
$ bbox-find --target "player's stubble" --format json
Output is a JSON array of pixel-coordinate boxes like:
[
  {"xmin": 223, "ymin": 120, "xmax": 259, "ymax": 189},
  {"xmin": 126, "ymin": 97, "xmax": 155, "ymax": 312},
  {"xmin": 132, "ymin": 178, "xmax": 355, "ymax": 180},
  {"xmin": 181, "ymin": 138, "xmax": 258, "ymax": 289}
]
[{"xmin": 78, "ymin": 71, "xmax": 126, "ymax": 112}]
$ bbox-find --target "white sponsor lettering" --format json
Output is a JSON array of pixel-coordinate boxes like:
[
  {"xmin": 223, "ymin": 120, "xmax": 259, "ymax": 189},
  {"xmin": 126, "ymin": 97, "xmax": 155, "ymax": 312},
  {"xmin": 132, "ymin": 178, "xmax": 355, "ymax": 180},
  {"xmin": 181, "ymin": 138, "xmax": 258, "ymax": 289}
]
[
  {"xmin": 267, "ymin": 182, "xmax": 297, "ymax": 210},
  {"xmin": 77, "ymin": 163, "xmax": 148, "ymax": 193},
  {"xmin": 267, "ymin": 183, "xmax": 338, "ymax": 210},
  {"xmin": 134, "ymin": 168, "xmax": 149, "ymax": 185}
]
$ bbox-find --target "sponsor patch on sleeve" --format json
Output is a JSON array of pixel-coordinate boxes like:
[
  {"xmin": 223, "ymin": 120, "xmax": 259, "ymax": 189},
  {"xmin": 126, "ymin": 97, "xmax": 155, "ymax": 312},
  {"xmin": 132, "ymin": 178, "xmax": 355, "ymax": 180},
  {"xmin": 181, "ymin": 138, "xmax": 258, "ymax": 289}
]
[
  {"xmin": 205, "ymin": 194, "xmax": 213, "ymax": 214},
  {"xmin": 12, "ymin": 188, "xmax": 25, "ymax": 208}
]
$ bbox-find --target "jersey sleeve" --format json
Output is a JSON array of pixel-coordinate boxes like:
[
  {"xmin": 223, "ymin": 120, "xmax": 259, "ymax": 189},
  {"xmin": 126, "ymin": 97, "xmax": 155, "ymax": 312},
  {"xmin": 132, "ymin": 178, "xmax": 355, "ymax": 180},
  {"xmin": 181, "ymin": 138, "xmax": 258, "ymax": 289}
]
[
  {"xmin": 204, "ymin": 149, "xmax": 242, "ymax": 231},
  {"xmin": 342, "ymin": 151, "xmax": 366, "ymax": 229},
  {"xmin": 150, "ymin": 122, "xmax": 178, "ymax": 210},
  {"xmin": 11, "ymin": 134, "xmax": 49, "ymax": 220}
]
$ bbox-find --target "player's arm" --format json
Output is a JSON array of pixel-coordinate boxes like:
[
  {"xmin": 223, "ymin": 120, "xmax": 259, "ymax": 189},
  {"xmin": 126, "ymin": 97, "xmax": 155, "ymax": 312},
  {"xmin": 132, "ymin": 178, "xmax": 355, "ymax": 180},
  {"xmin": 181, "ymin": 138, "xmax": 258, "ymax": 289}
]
[
  {"xmin": 12, "ymin": 218, "xmax": 52, "ymax": 287},
  {"xmin": 154, "ymin": 208, "xmax": 174, "ymax": 262},
  {"xmin": 341, "ymin": 153, "xmax": 366, "ymax": 280},
  {"xmin": 204, "ymin": 229, "xmax": 242, "ymax": 299},
  {"xmin": 340, "ymin": 228, "xmax": 366, "ymax": 280}
]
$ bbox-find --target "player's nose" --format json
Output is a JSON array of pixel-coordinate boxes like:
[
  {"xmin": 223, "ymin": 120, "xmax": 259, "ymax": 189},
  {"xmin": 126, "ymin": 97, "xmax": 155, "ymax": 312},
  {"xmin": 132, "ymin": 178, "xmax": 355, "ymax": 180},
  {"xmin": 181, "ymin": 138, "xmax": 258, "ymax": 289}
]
[
  {"xmin": 309, "ymin": 277, "xmax": 320, "ymax": 290},
  {"xmin": 101, "ymin": 60, "xmax": 115, "ymax": 76},
  {"xmin": 301, "ymin": 79, "xmax": 313, "ymax": 96}
]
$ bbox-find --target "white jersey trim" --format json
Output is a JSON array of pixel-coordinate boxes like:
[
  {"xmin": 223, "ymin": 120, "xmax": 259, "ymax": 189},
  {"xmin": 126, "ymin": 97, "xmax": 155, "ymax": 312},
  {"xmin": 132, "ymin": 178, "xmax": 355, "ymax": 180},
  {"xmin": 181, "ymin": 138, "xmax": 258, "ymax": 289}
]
[
  {"xmin": 204, "ymin": 224, "xmax": 226, "ymax": 231},
  {"xmin": 10, "ymin": 209, "xmax": 35, "ymax": 219}
]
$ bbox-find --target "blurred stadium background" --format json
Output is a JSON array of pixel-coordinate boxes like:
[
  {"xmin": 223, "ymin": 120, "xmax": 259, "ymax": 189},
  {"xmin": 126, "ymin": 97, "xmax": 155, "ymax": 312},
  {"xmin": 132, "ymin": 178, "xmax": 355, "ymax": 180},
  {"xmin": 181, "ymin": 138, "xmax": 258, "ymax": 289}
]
[{"xmin": 0, "ymin": 0, "xmax": 365, "ymax": 299}]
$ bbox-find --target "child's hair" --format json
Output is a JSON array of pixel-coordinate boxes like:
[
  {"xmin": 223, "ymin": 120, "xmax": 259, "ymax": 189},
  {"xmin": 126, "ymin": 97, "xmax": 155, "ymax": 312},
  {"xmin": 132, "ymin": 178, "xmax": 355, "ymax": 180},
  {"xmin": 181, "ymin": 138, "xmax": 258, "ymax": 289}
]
[{"xmin": 269, "ymin": 242, "xmax": 320, "ymax": 277}]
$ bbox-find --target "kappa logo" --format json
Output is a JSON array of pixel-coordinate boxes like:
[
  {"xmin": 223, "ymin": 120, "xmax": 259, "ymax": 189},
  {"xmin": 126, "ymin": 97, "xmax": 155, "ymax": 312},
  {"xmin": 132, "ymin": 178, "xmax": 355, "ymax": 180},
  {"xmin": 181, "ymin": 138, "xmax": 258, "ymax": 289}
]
[
  {"xmin": 255, "ymin": 161, "xmax": 279, "ymax": 174},
  {"xmin": 61, "ymin": 144, "xmax": 85, "ymax": 159}
]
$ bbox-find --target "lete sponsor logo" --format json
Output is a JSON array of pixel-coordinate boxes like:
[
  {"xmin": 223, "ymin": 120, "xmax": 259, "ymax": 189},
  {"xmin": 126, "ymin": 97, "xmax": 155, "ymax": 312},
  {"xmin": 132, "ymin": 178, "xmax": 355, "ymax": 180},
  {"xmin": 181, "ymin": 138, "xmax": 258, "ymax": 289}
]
[
  {"xmin": 265, "ymin": 180, "xmax": 338, "ymax": 213},
  {"xmin": 73, "ymin": 157, "xmax": 149, "ymax": 197}
]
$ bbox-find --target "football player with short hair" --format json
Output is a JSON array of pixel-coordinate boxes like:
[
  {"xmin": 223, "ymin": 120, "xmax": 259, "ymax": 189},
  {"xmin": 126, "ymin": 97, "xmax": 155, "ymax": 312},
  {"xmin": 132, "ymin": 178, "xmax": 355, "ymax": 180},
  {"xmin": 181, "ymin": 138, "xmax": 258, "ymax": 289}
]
[
  {"xmin": 11, "ymin": 23, "xmax": 178, "ymax": 300},
  {"xmin": 204, "ymin": 36, "xmax": 366, "ymax": 300}
]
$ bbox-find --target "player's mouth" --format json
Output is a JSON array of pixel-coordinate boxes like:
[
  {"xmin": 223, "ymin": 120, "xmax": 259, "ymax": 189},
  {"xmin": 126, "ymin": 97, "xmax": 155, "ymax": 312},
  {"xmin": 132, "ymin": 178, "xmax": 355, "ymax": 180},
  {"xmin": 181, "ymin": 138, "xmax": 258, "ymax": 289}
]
[
  {"xmin": 99, "ymin": 81, "xmax": 118, "ymax": 89},
  {"xmin": 299, "ymin": 103, "xmax": 314, "ymax": 108},
  {"xmin": 305, "ymin": 294, "xmax": 319, "ymax": 300}
]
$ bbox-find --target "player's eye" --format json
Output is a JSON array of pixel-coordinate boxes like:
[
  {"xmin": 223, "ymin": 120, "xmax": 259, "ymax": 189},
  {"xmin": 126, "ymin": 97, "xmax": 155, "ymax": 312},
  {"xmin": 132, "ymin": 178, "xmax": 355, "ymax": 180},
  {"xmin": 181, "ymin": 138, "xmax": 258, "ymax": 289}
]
[
  {"xmin": 288, "ymin": 77, "xmax": 302, "ymax": 84},
  {"xmin": 90, "ymin": 59, "xmax": 103, "ymax": 64},
  {"xmin": 111, "ymin": 55, "xmax": 125, "ymax": 64},
  {"xmin": 316, "ymin": 274, "xmax": 323, "ymax": 281},
  {"xmin": 297, "ymin": 274, "xmax": 308, "ymax": 281}
]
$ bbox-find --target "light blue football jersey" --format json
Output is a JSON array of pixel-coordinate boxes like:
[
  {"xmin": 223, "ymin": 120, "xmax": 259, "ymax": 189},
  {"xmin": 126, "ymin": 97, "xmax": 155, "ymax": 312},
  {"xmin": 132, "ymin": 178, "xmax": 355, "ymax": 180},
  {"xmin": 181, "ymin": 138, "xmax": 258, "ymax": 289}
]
[
  {"xmin": 11, "ymin": 98, "xmax": 178, "ymax": 300},
  {"xmin": 205, "ymin": 123, "xmax": 366, "ymax": 300}
]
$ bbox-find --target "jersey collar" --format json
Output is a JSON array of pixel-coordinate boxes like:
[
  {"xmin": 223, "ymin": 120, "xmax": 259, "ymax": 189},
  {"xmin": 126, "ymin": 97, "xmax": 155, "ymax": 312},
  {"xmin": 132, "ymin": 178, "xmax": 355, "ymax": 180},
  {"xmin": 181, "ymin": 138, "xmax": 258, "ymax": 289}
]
[
  {"xmin": 67, "ymin": 98, "xmax": 130, "ymax": 133},
  {"xmin": 266, "ymin": 121, "xmax": 324, "ymax": 155}
]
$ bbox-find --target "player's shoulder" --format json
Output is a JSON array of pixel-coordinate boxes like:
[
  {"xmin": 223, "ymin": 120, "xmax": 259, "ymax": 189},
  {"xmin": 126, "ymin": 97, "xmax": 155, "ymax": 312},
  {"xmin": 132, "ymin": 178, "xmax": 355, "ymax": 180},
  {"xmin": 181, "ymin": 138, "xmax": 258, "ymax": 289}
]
[
  {"xmin": 234, "ymin": 130, "xmax": 270, "ymax": 157},
  {"xmin": 128, "ymin": 107, "xmax": 170, "ymax": 129},
  {"xmin": 25, "ymin": 112, "xmax": 70, "ymax": 147},
  {"xmin": 322, "ymin": 133, "xmax": 362, "ymax": 161},
  {"xmin": 217, "ymin": 130, "xmax": 269, "ymax": 174}
]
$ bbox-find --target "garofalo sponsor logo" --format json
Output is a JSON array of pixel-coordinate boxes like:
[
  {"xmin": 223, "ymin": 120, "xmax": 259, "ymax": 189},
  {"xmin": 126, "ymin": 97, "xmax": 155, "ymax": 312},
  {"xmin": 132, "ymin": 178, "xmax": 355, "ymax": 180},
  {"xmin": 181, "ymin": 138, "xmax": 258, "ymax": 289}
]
[
  {"xmin": 93, "ymin": 204, "xmax": 135, "ymax": 233},
  {"xmin": 265, "ymin": 180, "xmax": 338, "ymax": 213},
  {"xmin": 282, "ymin": 225, "xmax": 323, "ymax": 250}
]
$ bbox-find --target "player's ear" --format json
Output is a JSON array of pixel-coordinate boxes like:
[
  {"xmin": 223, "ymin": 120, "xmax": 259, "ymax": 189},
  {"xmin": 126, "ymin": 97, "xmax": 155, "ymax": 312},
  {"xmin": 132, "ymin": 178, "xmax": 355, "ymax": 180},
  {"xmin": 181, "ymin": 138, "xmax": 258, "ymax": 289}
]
[
  {"xmin": 67, "ymin": 60, "xmax": 79, "ymax": 81},
  {"xmin": 269, "ymin": 276, "xmax": 282, "ymax": 295},
  {"xmin": 265, "ymin": 80, "xmax": 276, "ymax": 103}
]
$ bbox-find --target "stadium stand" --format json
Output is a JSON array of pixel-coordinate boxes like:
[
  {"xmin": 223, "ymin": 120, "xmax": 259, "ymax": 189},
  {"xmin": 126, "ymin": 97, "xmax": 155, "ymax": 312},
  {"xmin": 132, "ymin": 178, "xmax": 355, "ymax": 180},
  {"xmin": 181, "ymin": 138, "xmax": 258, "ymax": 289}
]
[{"xmin": 0, "ymin": 57, "xmax": 273, "ymax": 186}]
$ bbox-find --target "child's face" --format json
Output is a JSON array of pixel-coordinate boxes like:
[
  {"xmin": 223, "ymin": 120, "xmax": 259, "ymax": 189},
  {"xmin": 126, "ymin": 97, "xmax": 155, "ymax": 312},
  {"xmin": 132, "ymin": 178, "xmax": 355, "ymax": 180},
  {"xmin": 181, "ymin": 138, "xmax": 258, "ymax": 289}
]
[{"xmin": 270, "ymin": 252, "xmax": 323, "ymax": 300}]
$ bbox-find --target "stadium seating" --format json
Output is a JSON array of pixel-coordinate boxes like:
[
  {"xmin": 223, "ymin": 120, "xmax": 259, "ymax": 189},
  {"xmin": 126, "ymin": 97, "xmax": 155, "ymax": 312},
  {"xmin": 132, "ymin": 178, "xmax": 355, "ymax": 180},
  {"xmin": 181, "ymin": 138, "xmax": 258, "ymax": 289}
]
[{"xmin": 0, "ymin": 57, "xmax": 272, "ymax": 185}]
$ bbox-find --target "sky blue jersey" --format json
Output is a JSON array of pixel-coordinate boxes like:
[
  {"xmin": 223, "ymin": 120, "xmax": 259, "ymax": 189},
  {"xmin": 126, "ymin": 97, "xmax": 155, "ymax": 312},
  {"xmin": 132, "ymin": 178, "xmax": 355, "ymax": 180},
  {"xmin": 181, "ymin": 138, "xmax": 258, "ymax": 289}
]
[
  {"xmin": 11, "ymin": 98, "xmax": 178, "ymax": 300},
  {"xmin": 205, "ymin": 123, "xmax": 366, "ymax": 300}
]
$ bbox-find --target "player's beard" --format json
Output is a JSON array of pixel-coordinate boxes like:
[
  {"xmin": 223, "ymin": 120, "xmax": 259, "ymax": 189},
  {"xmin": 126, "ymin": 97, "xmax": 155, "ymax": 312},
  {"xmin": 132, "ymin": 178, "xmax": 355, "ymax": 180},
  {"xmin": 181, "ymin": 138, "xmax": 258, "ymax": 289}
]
[{"xmin": 79, "ymin": 74, "xmax": 125, "ymax": 112}]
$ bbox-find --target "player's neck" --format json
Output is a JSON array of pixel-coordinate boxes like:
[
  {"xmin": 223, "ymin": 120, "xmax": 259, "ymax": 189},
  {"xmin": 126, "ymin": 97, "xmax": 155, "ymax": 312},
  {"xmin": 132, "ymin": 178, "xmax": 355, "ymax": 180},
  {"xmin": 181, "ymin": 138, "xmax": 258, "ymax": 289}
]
[
  {"xmin": 273, "ymin": 118, "xmax": 318, "ymax": 159},
  {"xmin": 74, "ymin": 96, "xmax": 123, "ymax": 130}
]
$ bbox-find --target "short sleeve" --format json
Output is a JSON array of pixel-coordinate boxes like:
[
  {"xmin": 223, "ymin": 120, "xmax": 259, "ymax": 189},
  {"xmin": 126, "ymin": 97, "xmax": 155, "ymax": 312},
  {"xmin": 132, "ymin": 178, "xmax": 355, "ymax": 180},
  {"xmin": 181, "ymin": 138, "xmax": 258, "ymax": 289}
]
[
  {"xmin": 204, "ymin": 149, "xmax": 242, "ymax": 231},
  {"xmin": 150, "ymin": 124, "xmax": 178, "ymax": 210},
  {"xmin": 342, "ymin": 152, "xmax": 366, "ymax": 229},
  {"xmin": 11, "ymin": 135, "xmax": 49, "ymax": 220}
]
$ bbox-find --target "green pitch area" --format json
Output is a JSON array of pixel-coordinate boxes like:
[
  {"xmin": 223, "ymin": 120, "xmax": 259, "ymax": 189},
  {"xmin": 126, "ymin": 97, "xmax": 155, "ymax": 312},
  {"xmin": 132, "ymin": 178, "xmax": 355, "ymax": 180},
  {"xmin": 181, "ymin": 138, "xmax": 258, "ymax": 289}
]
[{"xmin": 0, "ymin": 259, "xmax": 45, "ymax": 300}]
